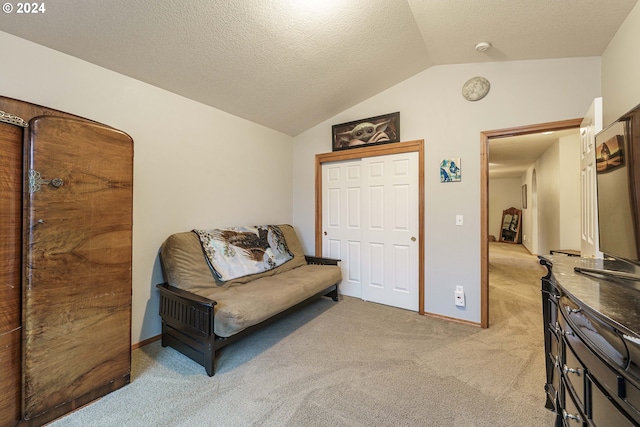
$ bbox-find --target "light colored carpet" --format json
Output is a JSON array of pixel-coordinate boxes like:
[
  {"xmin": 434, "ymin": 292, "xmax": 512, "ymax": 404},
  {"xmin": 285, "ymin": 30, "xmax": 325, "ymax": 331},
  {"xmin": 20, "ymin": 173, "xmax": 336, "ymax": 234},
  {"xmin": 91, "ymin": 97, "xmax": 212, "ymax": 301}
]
[{"xmin": 50, "ymin": 242, "xmax": 555, "ymax": 426}]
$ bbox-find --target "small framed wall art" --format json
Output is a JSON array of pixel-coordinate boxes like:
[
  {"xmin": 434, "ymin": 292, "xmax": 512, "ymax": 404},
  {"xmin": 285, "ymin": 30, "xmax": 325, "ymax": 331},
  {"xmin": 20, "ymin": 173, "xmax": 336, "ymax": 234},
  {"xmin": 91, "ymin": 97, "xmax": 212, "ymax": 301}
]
[
  {"xmin": 440, "ymin": 158, "xmax": 461, "ymax": 182},
  {"xmin": 332, "ymin": 112, "xmax": 400, "ymax": 151},
  {"xmin": 595, "ymin": 133, "xmax": 625, "ymax": 173}
]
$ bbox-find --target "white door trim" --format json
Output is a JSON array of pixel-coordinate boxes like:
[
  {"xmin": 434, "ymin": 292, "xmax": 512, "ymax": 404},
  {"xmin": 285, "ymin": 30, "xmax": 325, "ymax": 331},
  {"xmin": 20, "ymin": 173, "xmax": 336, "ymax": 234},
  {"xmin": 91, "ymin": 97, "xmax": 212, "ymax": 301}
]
[
  {"xmin": 580, "ymin": 98, "xmax": 603, "ymax": 259},
  {"xmin": 315, "ymin": 140, "xmax": 424, "ymax": 314}
]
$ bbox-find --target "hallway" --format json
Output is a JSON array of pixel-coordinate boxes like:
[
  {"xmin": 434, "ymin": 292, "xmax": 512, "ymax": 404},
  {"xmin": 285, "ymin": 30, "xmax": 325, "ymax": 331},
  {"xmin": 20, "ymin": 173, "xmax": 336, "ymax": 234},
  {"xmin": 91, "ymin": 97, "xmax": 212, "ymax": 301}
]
[{"xmin": 488, "ymin": 241, "xmax": 547, "ymax": 327}]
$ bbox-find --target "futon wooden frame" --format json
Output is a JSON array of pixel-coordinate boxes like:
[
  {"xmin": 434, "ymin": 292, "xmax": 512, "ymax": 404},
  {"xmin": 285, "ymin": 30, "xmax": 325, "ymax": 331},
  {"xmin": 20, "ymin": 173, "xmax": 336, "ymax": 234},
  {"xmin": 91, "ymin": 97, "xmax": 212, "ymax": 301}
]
[{"xmin": 157, "ymin": 256, "xmax": 339, "ymax": 376}]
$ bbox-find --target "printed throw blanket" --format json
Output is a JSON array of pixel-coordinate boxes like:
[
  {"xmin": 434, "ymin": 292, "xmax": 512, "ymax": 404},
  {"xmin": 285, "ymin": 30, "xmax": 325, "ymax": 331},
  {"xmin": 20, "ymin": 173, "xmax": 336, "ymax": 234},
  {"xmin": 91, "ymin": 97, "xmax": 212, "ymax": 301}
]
[{"xmin": 193, "ymin": 225, "xmax": 293, "ymax": 282}]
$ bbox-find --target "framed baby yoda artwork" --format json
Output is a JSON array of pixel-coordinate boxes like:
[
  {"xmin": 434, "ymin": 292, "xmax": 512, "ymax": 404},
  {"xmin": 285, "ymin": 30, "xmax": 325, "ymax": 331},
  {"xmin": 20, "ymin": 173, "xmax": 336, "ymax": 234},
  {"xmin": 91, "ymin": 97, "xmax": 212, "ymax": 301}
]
[{"xmin": 332, "ymin": 112, "xmax": 400, "ymax": 151}]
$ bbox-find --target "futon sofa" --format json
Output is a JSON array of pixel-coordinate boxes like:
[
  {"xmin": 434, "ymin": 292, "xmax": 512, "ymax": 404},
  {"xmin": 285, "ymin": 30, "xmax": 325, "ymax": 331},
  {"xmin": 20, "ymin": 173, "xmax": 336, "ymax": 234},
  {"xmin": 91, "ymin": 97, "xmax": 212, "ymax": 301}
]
[{"xmin": 156, "ymin": 224, "xmax": 341, "ymax": 376}]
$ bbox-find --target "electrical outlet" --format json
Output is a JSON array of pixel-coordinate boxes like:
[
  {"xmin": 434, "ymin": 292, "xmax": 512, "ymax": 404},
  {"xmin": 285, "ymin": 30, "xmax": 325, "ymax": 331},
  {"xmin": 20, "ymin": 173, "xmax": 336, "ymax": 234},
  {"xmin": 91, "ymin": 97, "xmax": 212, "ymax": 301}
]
[
  {"xmin": 456, "ymin": 215, "xmax": 463, "ymax": 226},
  {"xmin": 455, "ymin": 286, "xmax": 465, "ymax": 307}
]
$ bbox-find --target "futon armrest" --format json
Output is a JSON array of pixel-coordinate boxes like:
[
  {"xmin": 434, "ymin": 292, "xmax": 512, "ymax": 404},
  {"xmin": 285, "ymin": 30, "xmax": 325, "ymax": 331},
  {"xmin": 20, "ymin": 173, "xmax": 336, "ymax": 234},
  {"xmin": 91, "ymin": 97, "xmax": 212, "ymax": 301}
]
[
  {"xmin": 156, "ymin": 283, "xmax": 217, "ymax": 307},
  {"xmin": 304, "ymin": 255, "xmax": 340, "ymax": 266}
]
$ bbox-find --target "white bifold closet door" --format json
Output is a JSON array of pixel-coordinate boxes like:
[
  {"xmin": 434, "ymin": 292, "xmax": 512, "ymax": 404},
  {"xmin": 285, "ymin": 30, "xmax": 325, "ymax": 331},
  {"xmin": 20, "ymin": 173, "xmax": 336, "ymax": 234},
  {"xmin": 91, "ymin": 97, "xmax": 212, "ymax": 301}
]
[{"xmin": 322, "ymin": 151, "xmax": 419, "ymax": 311}]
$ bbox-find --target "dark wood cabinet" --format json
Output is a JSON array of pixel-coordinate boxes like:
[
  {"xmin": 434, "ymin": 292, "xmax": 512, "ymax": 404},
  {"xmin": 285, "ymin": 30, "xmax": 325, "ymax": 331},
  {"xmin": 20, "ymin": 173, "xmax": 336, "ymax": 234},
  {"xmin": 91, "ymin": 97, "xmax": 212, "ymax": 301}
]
[
  {"xmin": 0, "ymin": 97, "xmax": 133, "ymax": 426},
  {"xmin": 541, "ymin": 256, "xmax": 640, "ymax": 426}
]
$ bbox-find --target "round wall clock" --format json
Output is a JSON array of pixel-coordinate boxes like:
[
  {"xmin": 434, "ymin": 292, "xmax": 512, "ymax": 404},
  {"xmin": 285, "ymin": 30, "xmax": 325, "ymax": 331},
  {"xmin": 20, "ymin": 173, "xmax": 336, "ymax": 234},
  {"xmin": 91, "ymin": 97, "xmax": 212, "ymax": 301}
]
[{"xmin": 462, "ymin": 76, "xmax": 490, "ymax": 101}]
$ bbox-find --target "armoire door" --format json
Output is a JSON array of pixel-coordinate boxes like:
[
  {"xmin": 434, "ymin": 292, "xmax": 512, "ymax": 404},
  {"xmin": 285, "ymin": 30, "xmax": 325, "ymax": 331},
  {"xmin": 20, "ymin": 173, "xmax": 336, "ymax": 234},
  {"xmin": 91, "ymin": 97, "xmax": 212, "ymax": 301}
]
[
  {"xmin": 322, "ymin": 151, "xmax": 419, "ymax": 311},
  {"xmin": 22, "ymin": 116, "xmax": 133, "ymax": 421},
  {"xmin": 0, "ymin": 121, "xmax": 23, "ymax": 427}
]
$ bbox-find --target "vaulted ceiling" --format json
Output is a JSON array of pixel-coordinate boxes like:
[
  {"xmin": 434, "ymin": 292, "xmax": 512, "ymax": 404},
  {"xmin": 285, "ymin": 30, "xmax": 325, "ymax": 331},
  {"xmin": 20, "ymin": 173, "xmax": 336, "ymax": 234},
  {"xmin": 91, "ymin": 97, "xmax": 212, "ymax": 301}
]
[{"xmin": 0, "ymin": 0, "xmax": 636, "ymax": 136}]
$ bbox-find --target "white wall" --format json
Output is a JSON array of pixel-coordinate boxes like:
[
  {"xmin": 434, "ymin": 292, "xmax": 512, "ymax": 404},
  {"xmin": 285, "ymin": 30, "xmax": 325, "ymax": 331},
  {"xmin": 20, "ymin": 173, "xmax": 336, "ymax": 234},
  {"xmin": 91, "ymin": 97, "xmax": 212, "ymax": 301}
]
[
  {"xmin": 558, "ymin": 134, "xmax": 581, "ymax": 250},
  {"xmin": 602, "ymin": 2, "xmax": 640, "ymax": 126},
  {"xmin": 534, "ymin": 142, "xmax": 561, "ymax": 256},
  {"xmin": 529, "ymin": 135, "xmax": 582, "ymax": 255},
  {"xmin": 521, "ymin": 167, "xmax": 535, "ymax": 252},
  {"xmin": 489, "ymin": 178, "xmax": 523, "ymax": 240},
  {"xmin": 511, "ymin": 134, "xmax": 581, "ymax": 257},
  {"xmin": 293, "ymin": 57, "xmax": 600, "ymax": 324},
  {"xmin": 0, "ymin": 31, "xmax": 294, "ymax": 344}
]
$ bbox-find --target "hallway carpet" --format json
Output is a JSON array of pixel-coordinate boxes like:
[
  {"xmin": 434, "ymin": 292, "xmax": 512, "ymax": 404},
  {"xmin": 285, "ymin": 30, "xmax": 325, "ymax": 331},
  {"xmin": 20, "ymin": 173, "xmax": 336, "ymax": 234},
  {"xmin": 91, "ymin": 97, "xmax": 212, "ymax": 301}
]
[{"xmin": 51, "ymin": 242, "xmax": 555, "ymax": 426}]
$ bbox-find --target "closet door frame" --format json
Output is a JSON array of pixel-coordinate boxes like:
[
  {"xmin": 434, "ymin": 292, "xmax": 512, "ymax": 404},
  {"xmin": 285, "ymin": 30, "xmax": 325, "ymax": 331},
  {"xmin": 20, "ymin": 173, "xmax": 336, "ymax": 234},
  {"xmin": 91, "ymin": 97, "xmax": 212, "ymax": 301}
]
[{"xmin": 315, "ymin": 139, "xmax": 425, "ymax": 314}]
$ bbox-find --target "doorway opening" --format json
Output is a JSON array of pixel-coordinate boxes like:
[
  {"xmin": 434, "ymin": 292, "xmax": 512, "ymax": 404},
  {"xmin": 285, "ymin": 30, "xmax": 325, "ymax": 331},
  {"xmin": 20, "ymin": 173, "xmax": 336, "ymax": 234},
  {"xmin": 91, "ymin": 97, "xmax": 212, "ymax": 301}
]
[{"xmin": 480, "ymin": 118, "xmax": 582, "ymax": 328}]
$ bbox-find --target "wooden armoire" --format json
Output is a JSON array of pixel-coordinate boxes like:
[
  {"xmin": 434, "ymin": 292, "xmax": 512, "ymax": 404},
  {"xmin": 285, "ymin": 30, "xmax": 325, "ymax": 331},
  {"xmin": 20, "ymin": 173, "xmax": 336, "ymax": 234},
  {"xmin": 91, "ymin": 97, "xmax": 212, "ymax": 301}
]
[{"xmin": 0, "ymin": 96, "xmax": 133, "ymax": 426}]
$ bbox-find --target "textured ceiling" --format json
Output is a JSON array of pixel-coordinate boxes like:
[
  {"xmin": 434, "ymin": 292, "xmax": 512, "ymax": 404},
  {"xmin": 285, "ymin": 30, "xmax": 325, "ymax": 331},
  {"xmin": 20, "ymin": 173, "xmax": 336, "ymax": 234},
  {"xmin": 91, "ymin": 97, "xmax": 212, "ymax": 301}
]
[
  {"xmin": 489, "ymin": 128, "xmax": 579, "ymax": 179},
  {"xmin": 0, "ymin": 0, "xmax": 636, "ymax": 136}
]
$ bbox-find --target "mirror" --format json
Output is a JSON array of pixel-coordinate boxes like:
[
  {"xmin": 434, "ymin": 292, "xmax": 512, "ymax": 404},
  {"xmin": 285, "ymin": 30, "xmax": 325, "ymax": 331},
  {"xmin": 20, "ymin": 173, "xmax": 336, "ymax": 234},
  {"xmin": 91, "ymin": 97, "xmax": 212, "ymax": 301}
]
[{"xmin": 500, "ymin": 207, "xmax": 521, "ymax": 244}]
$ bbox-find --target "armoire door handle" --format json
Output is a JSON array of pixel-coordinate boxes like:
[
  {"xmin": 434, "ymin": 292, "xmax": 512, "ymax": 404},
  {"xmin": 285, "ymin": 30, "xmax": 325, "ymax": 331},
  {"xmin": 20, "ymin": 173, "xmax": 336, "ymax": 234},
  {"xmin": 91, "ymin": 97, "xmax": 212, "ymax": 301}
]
[{"xmin": 29, "ymin": 169, "xmax": 64, "ymax": 193}]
